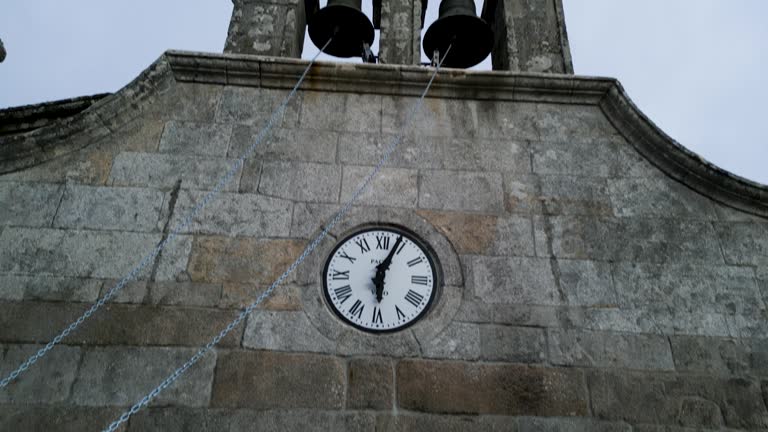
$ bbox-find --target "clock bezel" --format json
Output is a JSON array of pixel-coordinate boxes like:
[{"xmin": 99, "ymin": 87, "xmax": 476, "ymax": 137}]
[{"xmin": 321, "ymin": 223, "xmax": 441, "ymax": 334}]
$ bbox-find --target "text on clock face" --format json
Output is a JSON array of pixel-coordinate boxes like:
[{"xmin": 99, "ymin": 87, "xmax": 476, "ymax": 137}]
[{"xmin": 323, "ymin": 228, "xmax": 437, "ymax": 332}]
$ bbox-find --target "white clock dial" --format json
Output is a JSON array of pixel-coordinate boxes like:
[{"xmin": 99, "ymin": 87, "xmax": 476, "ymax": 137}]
[{"xmin": 323, "ymin": 227, "xmax": 438, "ymax": 333}]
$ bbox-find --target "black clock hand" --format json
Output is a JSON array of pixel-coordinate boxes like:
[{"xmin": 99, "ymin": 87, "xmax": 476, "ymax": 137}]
[{"xmin": 374, "ymin": 236, "xmax": 402, "ymax": 302}]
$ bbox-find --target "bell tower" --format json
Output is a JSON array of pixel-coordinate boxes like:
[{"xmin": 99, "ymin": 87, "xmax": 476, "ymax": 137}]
[{"xmin": 224, "ymin": 0, "xmax": 572, "ymax": 72}]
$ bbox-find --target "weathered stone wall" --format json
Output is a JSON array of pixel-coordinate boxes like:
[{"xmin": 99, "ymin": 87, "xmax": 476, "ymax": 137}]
[{"xmin": 1, "ymin": 54, "xmax": 767, "ymax": 431}]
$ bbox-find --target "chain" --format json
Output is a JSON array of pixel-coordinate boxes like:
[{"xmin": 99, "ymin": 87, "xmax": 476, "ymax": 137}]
[
  {"xmin": 101, "ymin": 44, "xmax": 452, "ymax": 432},
  {"xmin": 0, "ymin": 38, "xmax": 334, "ymax": 391}
]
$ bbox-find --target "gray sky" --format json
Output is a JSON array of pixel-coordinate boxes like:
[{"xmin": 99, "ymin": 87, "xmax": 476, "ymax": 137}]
[{"xmin": 1, "ymin": 1, "xmax": 766, "ymax": 184}]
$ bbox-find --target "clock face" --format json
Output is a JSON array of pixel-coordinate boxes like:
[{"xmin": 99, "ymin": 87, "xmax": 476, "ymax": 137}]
[{"xmin": 323, "ymin": 226, "xmax": 438, "ymax": 333}]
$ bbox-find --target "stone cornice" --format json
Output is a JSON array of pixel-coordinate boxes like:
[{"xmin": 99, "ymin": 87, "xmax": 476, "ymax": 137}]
[{"xmin": 1, "ymin": 50, "xmax": 766, "ymax": 216}]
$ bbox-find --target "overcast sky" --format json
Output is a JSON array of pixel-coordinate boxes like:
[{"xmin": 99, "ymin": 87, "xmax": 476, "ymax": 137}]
[{"xmin": 0, "ymin": 1, "xmax": 765, "ymax": 184}]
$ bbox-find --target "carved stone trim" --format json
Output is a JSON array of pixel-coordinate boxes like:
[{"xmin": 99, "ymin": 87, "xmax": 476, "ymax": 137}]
[{"xmin": 2, "ymin": 50, "xmax": 766, "ymax": 217}]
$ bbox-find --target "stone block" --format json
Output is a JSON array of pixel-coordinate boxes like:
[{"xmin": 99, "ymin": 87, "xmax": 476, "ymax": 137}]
[
  {"xmin": 127, "ymin": 408, "xmax": 229, "ymax": 431},
  {"xmin": 158, "ymin": 121, "xmax": 232, "ymax": 157},
  {"xmin": 715, "ymin": 222, "xmax": 768, "ymax": 266},
  {"xmin": 341, "ymin": 166, "xmax": 418, "ymax": 208},
  {"xmin": 101, "ymin": 280, "xmax": 148, "ymax": 304},
  {"xmin": 338, "ymin": 133, "xmax": 530, "ymax": 173},
  {"xmin": 615, "ymin": 143, "xmax": 661, "ymax": 178},
  {"xmin": 676, "ymin": 397, "xmax": 725, "ymax": 428},
  {"xmin": 110, "ymin": 152, "xmax": 241, "ymax": 191},
  {"xmin": 348, "ymin": 358, "xmax": 393, "ymax": 410},
  {"xmin": 256, "ymin": 161, "xmax": 342, "ymax": 203},
  {"xmin": 0, "ymin": 302, "xmax": 242, "ymax": 347},
  {"xmin": 613, "ymin": 262, "xmax": 764, "ymax": 315},
  {"xmin": 588, "ymin": 370, "xmax": 670, "ymax": 424},
  {"xmin": 375, "ymin": 413, "xmax": 517, "ymax": 431},
  {"xmin": 53, "ymin": 185, "xmax": 165, "ymax": 232},
  {"xmin": 0, "ymin": 344, "xmax": 80, "ymax": 404},
  {"xmin": 558, "ymin": 259, "xmax": 617, "ymax": 307},
  {"xmin": 242, "ymin": 310, "xmax": 334, "ymax": 353},
  {"xmin": 480, "ymin": 325, "xmax": 546, "ymax": 363},
  {"xmin": 130, "ymin": 408, "xmax": 376, "ymax": 432},
  {"xmin": 231, "ymin": 410, "xmax": 375, "ymax": 431},
  {"xmin": 220, "ymin": 282, "xmax": 301, "ymax": 310},
  {"xmin": 187, "ymin": 236, "xmax": 305, "ymax": 285},
  {"xmin": 417, "ymin": 210, "xmax": 534, "ymax": 256},
  {"xmin": 534, "ymin": 105, "xmax": 618, "ymax": 141},
  {"xmin": 516, "ymin": 417, "xmax": 632, "ymax": 432},
  {"xmin": 609, "ymin": 177, "xmax": 717, "ymax": 219},
  {"xmin": 142, "ymin": 281, "xmax": 219, "ymax": 307},
  {"xmin": 228, "ymin": 126, "xmax": 337, "ymax": 163},
  {"xmin": 0, "ymin": 405, "xmax": 124, "ymax": 432},
  {"xmin": 581, "ymin": 307, "xmax": 732, "ymax": 338},
  {"xmin": 70, "ymin": 347, "xmax": 216, "ymax": 407},
  {"xmin": 664, "ymin": 375, "xmax": 768, "ymax": 429},
  {"xmin": 470, "ymin": 256, "xmax": 562, "ymax": 305},
  {"xmin": 504, "ymin": 174, "xmax": 614, "ymax": 216},
  {"xmin": 531, "ymin": 141, "xmax": 618, "ymax": 177},
  {"xmin": 0, "ymin": 181, "xmax": 63, "ymax": 227},
  {"xmin": 215, "ymin": 87, "xmax": 300, "ymax": 128},
  {"xmin": 589, "ymin": 370, "xmax": 768, "ymax": 428},
  {"xmin": 473, "ymin": 100, "xmax": 540, "ymax": 141},
  {"xmin": 491, "ymin": 304, "xmax": 562, "ymax": 328},
  {"xmin": 211, "ymin": 350, "xmax": 345, "ymax": 409},
  {"xmin": 548, "ymin": 329, "xmax": 675, "ymax": 370},
  {"xmin": 170, "ymin": 190, "xmax": 292, "ymax": 237},
  {"xmin": 147, "ymin": 82, "xmax": 222, "ymax": 123},
  {"xmin": 382, "ymin": 96, "xmax": 478, "ymax": 138},
  {"xmin": 301, "ymin": 91, "xmax": 381, "ymax": 133},
  {"xmin": 725, "ymin": 313, "xmax": 768, "ymax": 339},
  {"xmin": 154, "ymin": 234, "xmax": 194, "ymax": 282},
  {"xmin": 0, "ymin": 275, "xmax": 101, "ymax": 302},
  {"xmin": 421, "ymin": 322, "xmax": 481, "ymax": 360},
  {"xmin": 419, "ymin": 170, "xmax": 504, "ymax": 213},
  {"xmin": 396, "ymin": 359, "xmax": 588, "ymax": 416},
  {"xmin": 335, "ymin": 328, "xmax": 421, "ymax": 357},
  {"xmin": 534, "ymin": 216, "xmax": 724, "ymax": 264},
  {"xmin": 0, "ymin": 228, "xmax": 186, "ymax": 279}
]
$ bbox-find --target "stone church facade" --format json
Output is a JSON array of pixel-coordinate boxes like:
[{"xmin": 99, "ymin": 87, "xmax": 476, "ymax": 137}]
[{"xmin": 1, "ymin": 0, "xmax": 767, "ymax": 430}]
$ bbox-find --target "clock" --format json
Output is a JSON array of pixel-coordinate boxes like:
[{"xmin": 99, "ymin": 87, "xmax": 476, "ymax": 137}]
[{"xmin": 323, "ymin": 225, "xmax": 439, "ymax": 333}]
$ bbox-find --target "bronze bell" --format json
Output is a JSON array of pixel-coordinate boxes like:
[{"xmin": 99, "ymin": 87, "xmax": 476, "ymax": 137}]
[
  {"xmin": 423, "ymin": 0, "xmax": 493, "ymax": 68},
  {"xmin": 308, "ymin": 0, "xmax": 375, "ymax": 58}
]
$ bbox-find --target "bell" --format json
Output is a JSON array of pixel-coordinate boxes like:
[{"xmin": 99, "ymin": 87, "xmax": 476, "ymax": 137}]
[
  {"xmin": 423, "ymin": 0, "xmax": 493, "ymax": 68},
  {"xmin": 308, "ymin": 0, "xmax": 375, "ymax": 58}
]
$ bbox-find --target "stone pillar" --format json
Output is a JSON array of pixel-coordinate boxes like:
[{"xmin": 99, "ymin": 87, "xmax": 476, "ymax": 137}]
[
  {"xmin": 224, "ymin": 0, "xmax": 309, "ymax": 58},
  {"xmin": 482, "ymin": 0, "xmax": 573, "ymax": 73},
  {"xmin": 376, "ymin": 0, "xmax": 426, "ymax": 65}
]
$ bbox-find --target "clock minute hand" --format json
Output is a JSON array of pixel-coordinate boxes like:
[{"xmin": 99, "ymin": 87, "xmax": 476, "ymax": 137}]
[{"xmin": 374, "ymin": 236, "xmax": 403, "ymax": 302}]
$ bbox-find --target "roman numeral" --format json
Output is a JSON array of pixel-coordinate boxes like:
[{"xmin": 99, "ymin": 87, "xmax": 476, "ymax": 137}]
[
  {"xmin": 372, "ymin": 307, "xmax": 383, "ymax": 324},
  {"xmin": 331, "ymin": 270, "xmax": 349, "ymax": 280},
  {"xmin": 349, "ymin": 299, "xmax": 365, "ymax": 319},
  {"xmin": 395, "ymin": 241, "xmax": 406, "ymax": 255},
  {"xmin": 355, "ymin": 238, "xmax": 370, "ymax": 254},
  {"xmin": 339, "ymin": 251, "xmax": 356, "ymax": 263},
  {"xmin": 407, "ymin": 257, "xmax": 423, "ymax": 267},
  {"xmin": 411, "ymin": 275, "xmax": 428, "ymax": 286},
  {"xmin": 375, "ymin": 235, "xmax": 390, "ymax": 250},
  {"xmin": 404, "ymin": 289, "xmax": 424, "ymax": 307},
  {"xmin": 334, "ymin": 285, "xmax": 352, "ymax": 304},
  {"xmin": 395, "ymin": 305, "xmax": 406, "ymax": 321}
]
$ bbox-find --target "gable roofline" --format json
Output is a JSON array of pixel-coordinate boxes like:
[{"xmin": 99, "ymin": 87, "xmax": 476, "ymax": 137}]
[{"xmin": 2, "ymin": 50, "xmax": 766, "ymax": 216}]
